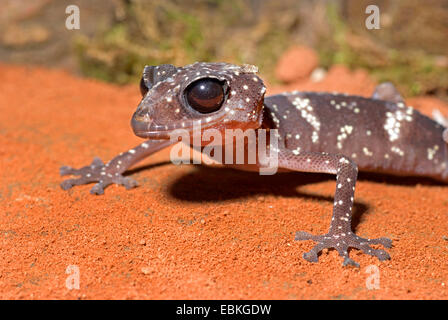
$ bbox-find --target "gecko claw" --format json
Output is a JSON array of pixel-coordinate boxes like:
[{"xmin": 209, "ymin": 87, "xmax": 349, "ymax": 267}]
[
  {"xmin": 60, "ymin": 166, "xmax": 75, "ymax": 176},
  {"xmin": 90, "ymin": 183, "xmax": 105, "ymax": 195},
  {"xmin": 303, "ymin": 250, "xmax": 319, "ymax": 263},
  {"xmin": 91, "ymin": 157, "xmax": 104, "ymax": 167},
  {"xmin": 342, "ymin": 257, "xmax": 360, "ymax": 268}
]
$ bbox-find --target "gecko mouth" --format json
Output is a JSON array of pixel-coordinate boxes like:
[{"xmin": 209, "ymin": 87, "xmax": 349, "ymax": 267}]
[{"xmin": 131, "ymin": 112, "xmax": 226, "ymax": 139}]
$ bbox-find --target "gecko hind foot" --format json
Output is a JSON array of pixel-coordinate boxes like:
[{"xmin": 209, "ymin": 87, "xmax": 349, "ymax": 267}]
[
  {"xmin": 60, "ymin": 157, "xmax": 138, "ymax": 195},
  {"xmin": 295, "ymin": 231, "xmax": 392, "ymax": 267}
]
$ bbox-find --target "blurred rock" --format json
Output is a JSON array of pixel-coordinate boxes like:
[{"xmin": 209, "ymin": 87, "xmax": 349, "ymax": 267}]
[
  {"xmin": 275, "ymin": 46, "xmax": 319, "ymax": 83},
  {"xmin": 1, "ymin": 24, "xmax": 50, "ymax": 47},
  {"xmin": 0, "ymin": 0, "xmax": 115, "ymax": 73},
  {"xmin": 269, "ymin": 64, "xmax": 376, "ymax": 97},
  {"xmin": 310, "ymin": 67, "xmax": 326, "ymax": 82}
]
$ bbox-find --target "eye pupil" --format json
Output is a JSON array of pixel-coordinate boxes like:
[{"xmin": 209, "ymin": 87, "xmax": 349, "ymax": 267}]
[{"xmin": 186, "ymin": 78, "xmax": 225, "ymax": 113}]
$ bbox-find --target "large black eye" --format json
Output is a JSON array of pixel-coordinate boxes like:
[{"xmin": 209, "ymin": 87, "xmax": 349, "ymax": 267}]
[
  {"xmin": 140, "ymin": 77, "xmax": 149, "ymax": 96},
  {"xmin": 185, "ymin": 78, "xmax": 225, "ymax": 113}
]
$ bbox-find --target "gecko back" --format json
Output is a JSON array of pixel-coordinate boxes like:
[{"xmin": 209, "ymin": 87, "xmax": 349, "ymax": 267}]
[{"xmin": 264, "ymin": 91, "xmax": 448, "ymax": 182}]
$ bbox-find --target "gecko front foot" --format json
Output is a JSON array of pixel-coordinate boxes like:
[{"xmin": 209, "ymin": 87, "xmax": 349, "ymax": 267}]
[
  {"xmin": 60, "ymin": 157, "xmax": 138, "ymax": 195},
  {"xmin": 295, "ymin": 231, "xmax": 392, "ymax": 267}
]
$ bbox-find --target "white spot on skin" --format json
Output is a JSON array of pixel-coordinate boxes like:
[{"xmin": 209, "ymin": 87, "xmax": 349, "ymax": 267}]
[
  {"xmin": 391, "ymin": 146, "xmax": 404, "ymax": 156},
  {"xmin": 363, "ymin": 147, "xmax": 373, "ymax": 156},
  {"xmin": 292, "ymin": 97, "xmax": 321, "ymax": 143},
  {"xmin": 427, "ymin": 145, "xmax": 439, "ymax": 160},
  {"xmin": 384, "ymin": 108, "xmax": 410, "ymax": 142},
  {"xmin": 337, "ymin": 125, "xmax": 353, "ymax": 149},
  {"xmin": 243, "ymin": 85, "xmax": 248, "ymax": 90},
  {"xmin": 292, "ymin": 147, "xmax": 301, "ymax": 155},
  {"xmin": 129, "ymin": 149, "xmax": 136, "ymax": 154},
  {"xmin": 312, "ymin": 131, "xmax": 319, "ymax": 143},
  {"xmin": 166, "ymin": 96, "xmax": 172, "ymax": 102}
]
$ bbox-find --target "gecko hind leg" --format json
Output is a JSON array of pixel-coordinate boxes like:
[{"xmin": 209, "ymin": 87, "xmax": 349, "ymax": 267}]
[
  {"xmin": 372, "ymin": 82, "xmax": 404, "ymax": 103},
  {"xmin": 295, "ymin": 231, "xmax": 392, "ymax": 267}
]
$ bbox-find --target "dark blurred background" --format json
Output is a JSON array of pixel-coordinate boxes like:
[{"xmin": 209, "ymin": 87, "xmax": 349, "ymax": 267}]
[{"xmin": 1, "ymin": 0, "xmax": 447, "ymax": 99}]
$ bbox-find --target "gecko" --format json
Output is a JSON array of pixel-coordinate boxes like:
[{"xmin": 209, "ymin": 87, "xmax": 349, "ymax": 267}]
[{"xmin": 60, "ymin": 62, "xmax": 448, "ymax": 267}]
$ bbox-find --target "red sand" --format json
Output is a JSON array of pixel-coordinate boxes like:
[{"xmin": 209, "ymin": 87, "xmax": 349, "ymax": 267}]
[{"xmin": 1, "ymin": 58, "xmax": 448, "ymax": 299}]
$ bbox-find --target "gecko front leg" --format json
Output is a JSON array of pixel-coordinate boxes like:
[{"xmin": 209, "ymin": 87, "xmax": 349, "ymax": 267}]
[
  {"xmin": 60, "ymin": 140, "xmax": 173, "ymax": 194},
  {"xmin": 278, "ymin": 149, "xmax": 392, "ymax": 267}
]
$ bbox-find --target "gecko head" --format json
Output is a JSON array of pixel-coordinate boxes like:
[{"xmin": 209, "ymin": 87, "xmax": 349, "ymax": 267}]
[{"xmin": 131, "ymin": 62, "xmax": 266, "ymax": 140}]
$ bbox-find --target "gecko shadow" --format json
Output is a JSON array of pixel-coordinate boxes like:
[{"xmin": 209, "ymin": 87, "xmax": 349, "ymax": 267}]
[
  {"xmin": 165, "ymin": 165, "xmax": 371, "ymax": 230},
  {"xmin": 128, "ymin": 162, "xmax": 446, "ymax": 232}
]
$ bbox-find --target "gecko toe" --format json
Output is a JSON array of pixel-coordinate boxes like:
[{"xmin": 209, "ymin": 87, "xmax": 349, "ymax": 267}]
[
  {"xmin": 302, "ymin": 242, "xmax": 328, "ymax": 263},
  {"xmin": 374, "ymin": 237, "xmax": 392, "ymax": 248},
  {"xmin": 295, "ymin": 231, "xmax": 323, "ymax": 242},
  {"xmin": 60, "ymin": 179, "xmax": 74, "ymax": 190},
  {"xmin": 295, "ymin": 231, "xmax": 313, "ymax": 241},
  {"xmin": 375, "ymin": 249, "xmax": 390, "ymax": 261},
  {"xmin": 303, "ymin": 251, "xmax": 319, "ymax": 263},
  {"xmin": 90, "ymin": 183, "xmax": 105, "ymax": 195},
  {"xmin": 342, "ymin": 257, "xmax": 360, "ymax": 268},
  {"xmin": 120, "ymin": 177, "xmax": 138, "ymax": 190},
  {"xmin": 60, "ymin": 166, "xmax": 75, "ymax": 176},
  {"xmin": 91, "ymin": 157, "xmax": 104, "ymax": 167},
  {"xmin": 359, "ymin": 245, "xmax": 390, "ymax": 261}
]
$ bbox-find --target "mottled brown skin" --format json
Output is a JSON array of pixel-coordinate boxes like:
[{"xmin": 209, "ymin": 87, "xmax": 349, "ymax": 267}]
[
  {"xmin": 60, "ymin": 62, "xmax": 448, "ymax": 267},
  {"xmin": 265, "ymin": 92, "xmax": 448, "ymax": 181}
]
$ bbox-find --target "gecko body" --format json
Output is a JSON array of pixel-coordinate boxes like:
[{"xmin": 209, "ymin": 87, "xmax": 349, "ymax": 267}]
[{"xmin": 61, "ymin": 62, "xmax": 448, "ymax": 266}]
